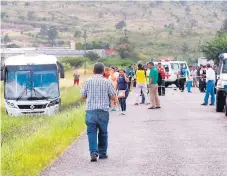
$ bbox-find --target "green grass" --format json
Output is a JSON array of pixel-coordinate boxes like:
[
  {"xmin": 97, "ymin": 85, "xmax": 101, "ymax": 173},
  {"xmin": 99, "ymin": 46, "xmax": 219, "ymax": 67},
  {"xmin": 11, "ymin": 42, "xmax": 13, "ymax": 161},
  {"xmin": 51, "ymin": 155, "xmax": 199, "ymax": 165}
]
[{"xmin": 1, "ymin": 85, "xmax": 86, "ymax": 176}]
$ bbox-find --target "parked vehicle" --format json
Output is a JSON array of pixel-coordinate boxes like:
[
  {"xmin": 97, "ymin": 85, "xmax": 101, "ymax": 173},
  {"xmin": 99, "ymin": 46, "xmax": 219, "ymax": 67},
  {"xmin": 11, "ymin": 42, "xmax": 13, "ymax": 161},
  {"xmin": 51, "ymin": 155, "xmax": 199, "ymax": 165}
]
[
  {"xmin": 3, "ymin": 53, "xmax": 64, "ymax": 116},
  {"xmin": 216, "ymin": 53, "xmax": 227, "ymax": 116},
  {"xmin": 154, "ymin": 59, "xmax": 189, "ymax": 87}
]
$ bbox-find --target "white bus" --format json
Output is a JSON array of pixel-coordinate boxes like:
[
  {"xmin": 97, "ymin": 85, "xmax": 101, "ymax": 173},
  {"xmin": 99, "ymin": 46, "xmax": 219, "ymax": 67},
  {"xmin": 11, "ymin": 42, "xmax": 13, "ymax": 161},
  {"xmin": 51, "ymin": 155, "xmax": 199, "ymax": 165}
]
[
  {"xmin": 154, "ymin": 60, "xmax": 189, "ymax": 87},
  {"xmin": 3, "ymin": 53, "xmax": 64, "ymax": 116}
]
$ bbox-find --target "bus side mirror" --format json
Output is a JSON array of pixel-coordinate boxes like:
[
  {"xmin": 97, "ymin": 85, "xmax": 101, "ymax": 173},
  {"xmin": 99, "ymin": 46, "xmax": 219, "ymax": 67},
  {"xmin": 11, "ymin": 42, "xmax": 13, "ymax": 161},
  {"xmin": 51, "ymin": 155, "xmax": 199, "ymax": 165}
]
[
  {"xmin": 0, "ymin": 65, "xmax": 5, "ymax": 81},
  {"xmin": 57, "ymin": 61, "xmax": 65, "ymax": 79}
]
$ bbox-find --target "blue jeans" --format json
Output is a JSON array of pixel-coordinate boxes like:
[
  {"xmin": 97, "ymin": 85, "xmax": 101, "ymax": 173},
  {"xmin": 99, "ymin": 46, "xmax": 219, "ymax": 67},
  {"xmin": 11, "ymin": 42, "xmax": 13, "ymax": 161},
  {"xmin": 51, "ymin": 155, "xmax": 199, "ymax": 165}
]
[
  {"xmin": 204, "ymin": 81, "xmax": 215, "ymax": 104},
  {"xmin": 186, "ymin": 81, "xmax": 192, "ymax": 92},
  {"xmin": 86, "ymin": 110, "xmax": 109, "ymax": 156},
  {"xmin": 119, "ymin": 89, "xmax": 129, "ymax": 111}
]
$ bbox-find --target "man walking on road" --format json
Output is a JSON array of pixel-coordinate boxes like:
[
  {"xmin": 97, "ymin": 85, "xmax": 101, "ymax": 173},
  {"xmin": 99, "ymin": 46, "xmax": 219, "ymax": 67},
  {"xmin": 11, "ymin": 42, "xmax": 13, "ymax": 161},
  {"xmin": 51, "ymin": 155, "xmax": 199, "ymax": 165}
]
[
  {"xmin": 201, "ymin": 64, "xmax": 215, "ymax": 106},
  {"xmin": 147, "ymin": 62, "xmax": 161, "ymax": 109},
  {"xmin": 81, "ymin": 62, "xmax": 116, "ymax": 162}
]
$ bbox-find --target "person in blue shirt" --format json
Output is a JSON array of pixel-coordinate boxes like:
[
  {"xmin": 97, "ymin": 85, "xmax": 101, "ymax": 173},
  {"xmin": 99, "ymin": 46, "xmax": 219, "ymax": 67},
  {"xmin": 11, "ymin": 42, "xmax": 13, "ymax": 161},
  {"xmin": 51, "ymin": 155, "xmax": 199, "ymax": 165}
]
[
  {"xmin": 117, "ymin": 69, "xmax": 129, "ymax": 115},
  {"xmin": 178, "ymin": 64, "xmax": 186, "ymax": 92},
  {"xmin": 125, "ymin": 66, "xmax": 134, "ymax": 91}
]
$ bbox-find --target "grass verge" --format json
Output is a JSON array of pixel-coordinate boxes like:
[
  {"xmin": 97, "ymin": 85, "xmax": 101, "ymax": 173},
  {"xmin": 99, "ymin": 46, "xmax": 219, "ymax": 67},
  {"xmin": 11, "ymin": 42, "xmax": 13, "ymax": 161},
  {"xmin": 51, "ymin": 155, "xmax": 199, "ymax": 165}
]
[{"xmin": 1, "ymin": 85, "xmax": 86, "ymax": 176}]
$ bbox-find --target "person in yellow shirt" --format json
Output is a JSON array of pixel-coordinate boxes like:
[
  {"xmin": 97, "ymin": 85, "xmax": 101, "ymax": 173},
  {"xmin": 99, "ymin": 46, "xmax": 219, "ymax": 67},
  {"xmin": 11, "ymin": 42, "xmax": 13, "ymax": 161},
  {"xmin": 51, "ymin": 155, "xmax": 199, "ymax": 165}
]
[{"xmin": 135, "ymin": 63, "xmax": 149, "ymax": 105}]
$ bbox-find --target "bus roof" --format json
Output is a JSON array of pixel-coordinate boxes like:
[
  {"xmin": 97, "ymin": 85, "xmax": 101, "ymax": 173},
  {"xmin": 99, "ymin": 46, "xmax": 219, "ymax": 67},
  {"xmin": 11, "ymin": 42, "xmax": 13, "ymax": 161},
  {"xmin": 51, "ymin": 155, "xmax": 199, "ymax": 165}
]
[{"xmin": 4, "ymin": 54, "xmax": 58, "ymax": 66}]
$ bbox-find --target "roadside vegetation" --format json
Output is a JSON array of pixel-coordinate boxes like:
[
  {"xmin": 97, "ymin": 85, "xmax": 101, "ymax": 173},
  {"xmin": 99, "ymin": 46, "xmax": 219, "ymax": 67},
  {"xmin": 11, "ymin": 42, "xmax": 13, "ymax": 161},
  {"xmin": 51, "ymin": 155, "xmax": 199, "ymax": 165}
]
[{"xmin": 1, "ymin": 77, "xmax": 86, "ymax": 176}]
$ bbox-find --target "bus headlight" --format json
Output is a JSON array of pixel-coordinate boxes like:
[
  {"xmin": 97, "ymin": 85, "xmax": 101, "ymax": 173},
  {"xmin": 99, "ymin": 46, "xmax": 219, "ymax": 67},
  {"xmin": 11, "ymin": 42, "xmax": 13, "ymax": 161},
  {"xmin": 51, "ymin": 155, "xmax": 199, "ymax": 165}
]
[
  {"xmin": 48, "ymin": 99, "xmax": 60, "ymax": 107},
  {"xmin": 6, "ymin": 101, "xmax": 16, "ymax": 108}
]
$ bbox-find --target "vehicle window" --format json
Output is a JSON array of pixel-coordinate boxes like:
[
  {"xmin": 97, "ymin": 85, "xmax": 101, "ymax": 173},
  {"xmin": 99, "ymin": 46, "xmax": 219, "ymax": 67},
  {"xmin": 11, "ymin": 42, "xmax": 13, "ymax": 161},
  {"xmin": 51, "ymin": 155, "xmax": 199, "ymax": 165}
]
[
  {"xmin": 222, "ymin": 60, "xmax": 227, "ymax": 73},
  {"xmin": 164, "ymin": 64, "xmax": 169, "ymax": 72},
  {"xmin": 171, "ymin": 63, "xmax": 179, "ymax": 72}
]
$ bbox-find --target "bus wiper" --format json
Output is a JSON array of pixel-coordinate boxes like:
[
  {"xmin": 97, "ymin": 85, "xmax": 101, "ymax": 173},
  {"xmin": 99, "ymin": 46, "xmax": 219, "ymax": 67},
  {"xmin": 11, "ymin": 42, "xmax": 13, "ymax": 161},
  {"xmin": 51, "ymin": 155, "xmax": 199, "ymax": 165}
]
[
  {"xmin": 31, "ymin": 87, "xmax": 49, "ymax": 100},
  {"xmin": 16, "ymin": 85, "xmax": 29, "ymax": 101}
]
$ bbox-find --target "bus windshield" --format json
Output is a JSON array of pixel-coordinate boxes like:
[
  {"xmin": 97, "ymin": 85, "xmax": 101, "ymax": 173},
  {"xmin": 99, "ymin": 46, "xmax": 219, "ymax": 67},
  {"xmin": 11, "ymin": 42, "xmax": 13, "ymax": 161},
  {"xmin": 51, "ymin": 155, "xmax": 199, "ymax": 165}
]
[{"xmin": 5, "ymin": 64, "xmax": 59, "ymax": 100}]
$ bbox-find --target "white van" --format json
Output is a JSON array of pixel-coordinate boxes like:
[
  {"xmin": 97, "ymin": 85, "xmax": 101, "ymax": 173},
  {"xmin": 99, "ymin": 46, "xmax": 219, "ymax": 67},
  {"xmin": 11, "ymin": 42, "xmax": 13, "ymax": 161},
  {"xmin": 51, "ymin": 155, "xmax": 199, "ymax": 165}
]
[{"xmin": 154, "ymin": 60, "xmax": 189, "ymax": 87}]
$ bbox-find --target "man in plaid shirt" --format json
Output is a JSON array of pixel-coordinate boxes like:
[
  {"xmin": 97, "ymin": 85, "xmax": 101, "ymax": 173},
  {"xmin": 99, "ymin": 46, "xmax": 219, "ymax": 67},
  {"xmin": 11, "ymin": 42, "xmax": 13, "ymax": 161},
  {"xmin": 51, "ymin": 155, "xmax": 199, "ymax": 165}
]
[{"xmin": 81, "ymin": 62, "xmax": 116, "ymax": 162}]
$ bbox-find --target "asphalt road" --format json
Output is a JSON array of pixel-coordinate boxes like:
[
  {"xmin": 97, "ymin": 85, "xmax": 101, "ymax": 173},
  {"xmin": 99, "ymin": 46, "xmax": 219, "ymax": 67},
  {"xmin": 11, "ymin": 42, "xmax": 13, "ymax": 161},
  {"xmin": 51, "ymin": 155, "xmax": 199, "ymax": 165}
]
[{"xmin": 41, "ymin": 87, "xmax": 227, "ymax": 176}]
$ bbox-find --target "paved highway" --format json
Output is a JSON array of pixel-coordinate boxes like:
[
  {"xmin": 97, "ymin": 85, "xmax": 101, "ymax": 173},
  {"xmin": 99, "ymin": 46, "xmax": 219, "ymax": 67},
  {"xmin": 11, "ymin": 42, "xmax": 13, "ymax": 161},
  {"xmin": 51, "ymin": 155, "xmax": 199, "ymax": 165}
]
[{"xmin": 41, "ymin": 88, "xmax": 227, "ymax": 176}]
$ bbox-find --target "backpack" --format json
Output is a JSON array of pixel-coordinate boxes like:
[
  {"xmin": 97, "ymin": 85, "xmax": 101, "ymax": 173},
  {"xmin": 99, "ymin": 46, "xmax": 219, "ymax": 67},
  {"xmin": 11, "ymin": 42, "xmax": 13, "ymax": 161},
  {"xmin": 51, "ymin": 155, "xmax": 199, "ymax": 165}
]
[{"xmin": 180, "ymin": 68, "xmax": 185, "ymax": 76}]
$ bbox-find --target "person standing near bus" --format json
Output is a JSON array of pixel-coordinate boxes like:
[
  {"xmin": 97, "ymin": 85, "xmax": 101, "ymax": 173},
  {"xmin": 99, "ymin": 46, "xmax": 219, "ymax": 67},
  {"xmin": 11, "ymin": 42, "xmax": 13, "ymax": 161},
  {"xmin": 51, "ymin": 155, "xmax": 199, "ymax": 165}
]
[
  {"xmin": 73, "ymin": 69, "xmax": 80, "ymax": 86},
  {"xmin": 178, "ymin": 64, "xmax": 186, "ymax": 92},
  {"xmin": 157, "ymin": 63, "xmax": 165, "ymax": 96},
  {"xmin": 201, "ymin": 64, "xmax": 215, "ymax": 105}
]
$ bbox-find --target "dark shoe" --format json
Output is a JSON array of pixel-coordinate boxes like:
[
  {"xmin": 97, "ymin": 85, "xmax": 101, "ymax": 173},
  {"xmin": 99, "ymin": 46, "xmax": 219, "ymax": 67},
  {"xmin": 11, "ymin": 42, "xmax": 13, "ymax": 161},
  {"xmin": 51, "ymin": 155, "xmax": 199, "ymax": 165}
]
[
  {"xmin": 209, "ymin": 104, "xmax": 214, "ymax": 106},
  {"xmin": 135, "ymin": 103, "xmax": 139, "ymax": 105},
  {"xmin": 201, "ymin": 103, "xmax": 207, "ymax": 106},
  {"xmin": 140, "ymin": 102, "xmax": 145, "ymax": 104},
  {"xmin": 90, "ymin": 153, "xmax": 98, "ymax": 162},
  {"xmin": 162, "ymin": 94, "xmax": 165, "ymax": 96},
  {"xmin": 156, "ymin": 107, "xmax": 161, "ymax": 109},
  {"xmin": 148, "ymin": 107, "xmax": 156, "ymax": 109},
  {"xmin": 99, "ymin": 155, "xmax": 108, "ymax": 159}
]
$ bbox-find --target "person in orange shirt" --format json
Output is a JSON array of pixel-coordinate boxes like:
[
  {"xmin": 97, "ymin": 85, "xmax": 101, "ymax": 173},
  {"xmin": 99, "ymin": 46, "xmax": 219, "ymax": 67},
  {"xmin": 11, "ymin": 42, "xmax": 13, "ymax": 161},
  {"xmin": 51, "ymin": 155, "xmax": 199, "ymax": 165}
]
[
  {"xmin": 109, "ymin": 67, "xmax": 120, "ymax": 111},
  {"xmin": 103, "ymin": 67, "xmax": 110, "ymax": 79}
]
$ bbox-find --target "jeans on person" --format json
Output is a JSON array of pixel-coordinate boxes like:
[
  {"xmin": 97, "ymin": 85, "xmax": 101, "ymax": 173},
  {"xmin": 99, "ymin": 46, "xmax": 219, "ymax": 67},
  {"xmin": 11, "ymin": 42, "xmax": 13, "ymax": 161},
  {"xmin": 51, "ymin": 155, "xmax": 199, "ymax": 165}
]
[
  {"xmin": 149, "ymin": 84, "xmax": 160, "ymax": 107},
  {"xmin": 179, "ymin": 78, "xmax": 186, "ymax": 91},
  {"xmin": 86, "ymin": 110, "xmax": 109, "ymax": 157},
  {"xmin": 186, "ymin": 81, "xmax": 192, "ymax": 92},
  {"xmin": 119, "ymin": 89, "xmax": 129, "ymax": 111},
  {"xmin": 135, "ymin": 83, "xmax": 149, "ymax": 104},
  {"xmin": 158, "ymin": 80, "xmax": 165, "ymax": 95},
  {"xmin": 204, "ymin": 81, "xmax": 215, "ymax": 105}
]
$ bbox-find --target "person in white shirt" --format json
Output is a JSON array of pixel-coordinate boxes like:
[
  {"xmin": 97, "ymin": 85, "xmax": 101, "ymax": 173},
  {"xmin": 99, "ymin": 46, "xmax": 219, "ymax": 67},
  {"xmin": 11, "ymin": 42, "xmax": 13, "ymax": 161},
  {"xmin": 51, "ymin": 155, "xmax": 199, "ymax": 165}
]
[
  {"xmin": 201, "ymin": 64, "xmax": 215, "ymax": 105},
  {"xmin": 186, "ymin": 70, "xmax": 193, "ymax": 93},
  {"xmin": 191, "ymin": 67, "xmax": 198, "ymax": 87}
]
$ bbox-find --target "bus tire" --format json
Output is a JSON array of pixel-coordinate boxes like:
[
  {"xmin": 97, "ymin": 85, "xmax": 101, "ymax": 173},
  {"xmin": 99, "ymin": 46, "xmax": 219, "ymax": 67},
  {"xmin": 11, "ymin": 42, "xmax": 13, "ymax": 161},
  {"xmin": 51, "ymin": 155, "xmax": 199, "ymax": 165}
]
[{"xmin": 216, "ymin": 90, "xmax": 225, "ymax": 112}]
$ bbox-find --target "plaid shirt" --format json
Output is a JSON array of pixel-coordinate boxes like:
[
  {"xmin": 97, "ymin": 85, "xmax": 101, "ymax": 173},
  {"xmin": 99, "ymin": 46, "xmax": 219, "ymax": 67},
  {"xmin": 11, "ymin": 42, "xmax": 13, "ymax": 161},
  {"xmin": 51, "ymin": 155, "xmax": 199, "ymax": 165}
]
[{"xmin": 81, "ymin": 74, "xmax": 116, "ymax": 111}]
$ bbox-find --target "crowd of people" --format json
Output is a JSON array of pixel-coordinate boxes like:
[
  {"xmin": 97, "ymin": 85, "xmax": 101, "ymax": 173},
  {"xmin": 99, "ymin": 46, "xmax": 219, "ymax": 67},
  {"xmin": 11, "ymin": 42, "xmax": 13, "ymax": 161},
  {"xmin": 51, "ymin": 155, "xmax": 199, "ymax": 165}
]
[{"xmin": 81, "ymin": 61, "xmax": 217, "ymax": 162}]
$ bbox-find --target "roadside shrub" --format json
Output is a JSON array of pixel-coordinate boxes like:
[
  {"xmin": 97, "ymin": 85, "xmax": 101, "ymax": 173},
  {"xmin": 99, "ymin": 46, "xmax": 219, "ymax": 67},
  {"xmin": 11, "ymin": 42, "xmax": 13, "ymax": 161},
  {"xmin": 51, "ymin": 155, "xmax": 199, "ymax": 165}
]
[{"xmin": 59, "ymin": 57, "xmax": 90, "ymax": 68}]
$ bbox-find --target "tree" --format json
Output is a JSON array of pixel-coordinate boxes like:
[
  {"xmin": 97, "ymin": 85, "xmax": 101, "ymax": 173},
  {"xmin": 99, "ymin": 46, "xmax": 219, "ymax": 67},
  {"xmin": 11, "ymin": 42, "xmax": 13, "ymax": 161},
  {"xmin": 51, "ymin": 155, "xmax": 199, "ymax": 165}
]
[
  {"xmin": 85, "ymin": 51, "xmax": 100, "ymax": 61},
  {"xmin": 74, "ymin": 30, "xmax": 82, "ymax": 38},
  {"xmin": 47, "ymin": 26, "xmax": 58, "ymax": 46},
  {"xmin": 115, "ymin": 21, "xmax": 126, "ymax": 30},
  {"xmin": 98, "ymin": 12, "xmax": 103, "ymax": 18},
  {"xmin": 201, "ymin": 35, "xmax": 227, "ymax": 64},
  {"xmin": 3, "ymin": 35, "xmax": 11, "ymax": 44},
  {"xmin": 1, "ymin": 12, "xmax": 8, "ymax": 19},
  {"xmin": 24, "ymin": 2, "xmax": 30, "ymax": 6},
  {"xmin": 181, "ymin": 42, "xmax": 189, "ymax": 54},
  {"xmin": 27, "ymin": 11, "xmax": 34, "ymax": 20},
  {"xmin": 39, "ymin": 25, "xmax": 48, "ymax": 36}
]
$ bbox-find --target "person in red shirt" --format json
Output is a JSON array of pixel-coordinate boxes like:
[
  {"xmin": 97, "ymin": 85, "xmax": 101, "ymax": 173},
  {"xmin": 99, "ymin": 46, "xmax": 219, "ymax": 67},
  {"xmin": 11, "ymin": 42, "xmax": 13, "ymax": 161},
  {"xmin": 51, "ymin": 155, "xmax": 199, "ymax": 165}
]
[{"xmin": 157, "ymin": 63, "xmax": 165, "ymax": 96}]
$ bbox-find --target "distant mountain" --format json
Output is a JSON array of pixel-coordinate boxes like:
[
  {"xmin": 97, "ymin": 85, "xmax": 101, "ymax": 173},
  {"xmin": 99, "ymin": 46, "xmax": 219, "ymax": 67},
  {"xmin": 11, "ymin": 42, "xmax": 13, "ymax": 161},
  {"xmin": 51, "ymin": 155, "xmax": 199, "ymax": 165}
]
[{"xmin": 1, "ymin": 1, "xmax": 227, "ymax": 60}]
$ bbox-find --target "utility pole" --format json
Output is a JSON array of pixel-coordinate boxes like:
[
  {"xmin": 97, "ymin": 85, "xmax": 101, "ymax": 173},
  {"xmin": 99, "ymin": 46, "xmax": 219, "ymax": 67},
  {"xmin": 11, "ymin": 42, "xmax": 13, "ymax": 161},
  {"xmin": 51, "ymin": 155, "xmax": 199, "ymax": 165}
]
[
  {"xmin": 83, "ymin": 30, "xmax": 87, "ymax": 55},
  {"xmin": 83, "ymin": 30, "xmax": 87, "ymax": 75}
]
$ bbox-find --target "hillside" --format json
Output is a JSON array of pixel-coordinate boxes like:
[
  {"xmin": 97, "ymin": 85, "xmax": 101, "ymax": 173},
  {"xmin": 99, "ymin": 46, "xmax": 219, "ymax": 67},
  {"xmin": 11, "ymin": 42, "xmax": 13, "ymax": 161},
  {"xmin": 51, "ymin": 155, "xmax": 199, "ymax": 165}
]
[{"xmin": 1, "ymin": 1, "xmax": 227, "ymax": 62}]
